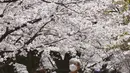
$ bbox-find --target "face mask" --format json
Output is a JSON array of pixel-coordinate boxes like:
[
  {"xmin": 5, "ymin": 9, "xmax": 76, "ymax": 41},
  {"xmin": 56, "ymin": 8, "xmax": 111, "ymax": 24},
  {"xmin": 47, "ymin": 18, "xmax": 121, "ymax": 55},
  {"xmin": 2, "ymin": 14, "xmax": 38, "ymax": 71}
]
[{"xmin": 69, "ymin": 64, "xmax": 77, "ymax": 72}]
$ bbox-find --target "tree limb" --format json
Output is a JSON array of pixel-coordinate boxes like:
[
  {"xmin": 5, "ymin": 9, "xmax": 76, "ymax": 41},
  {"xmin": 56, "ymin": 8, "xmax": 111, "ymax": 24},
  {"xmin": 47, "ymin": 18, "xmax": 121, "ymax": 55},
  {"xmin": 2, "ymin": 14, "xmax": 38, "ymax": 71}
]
[
  {"xmin": 0, "ymin": 0, "xmax": 18, "ymax": 3},
  {"xmin": 0, "ymin": 24, "xmax": 27, "ymax": 42},
  {"xmin": 41, "ymin": 0, "xmax": 80, "ymax": 14},
  {"xmin": 27, "ymin": 18, "xmax": 42, "ymax": 24},
  {"xmin": 13, "ymin": 36, "xmax": 22, "ymax": 45},
  {"xmin": 24, "ymin": 19, "xmax": 53, "ymax": 45}
]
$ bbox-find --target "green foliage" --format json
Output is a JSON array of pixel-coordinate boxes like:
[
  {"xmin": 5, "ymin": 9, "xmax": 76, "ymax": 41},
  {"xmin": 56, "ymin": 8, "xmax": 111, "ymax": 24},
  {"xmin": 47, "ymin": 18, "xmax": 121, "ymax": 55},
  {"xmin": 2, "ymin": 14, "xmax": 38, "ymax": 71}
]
[
  {"xmin": 106, "ymin": 41, "xmax": 130, "ymax": 50},
  {"xmin": 123, "ymin": 15, "xmax": 130, "ymax": 25},
  {"xmin": 125, "ymin": 0, "xmax": 130, "ymax": 4},
  {"xmin": 104, "ymin": 0, "xmax": 130, "ymax": 14},
  {"xmin": 104, "ymin": 0, "xmax": 130, "ymax": 25},
  {"xmin": 103, "ymin": 10, "xmax": 118, "ymax": 14},
  {"xmin": 106, "ymin": 32, "xmax": 130, "ymax": 50},
  {"xmin": 112, "ymin": 0, "xmax": 130, "ymax": 13},
  {"xmin": 119, "ymin": 32, "xmax": 129, "ymax": 37}
]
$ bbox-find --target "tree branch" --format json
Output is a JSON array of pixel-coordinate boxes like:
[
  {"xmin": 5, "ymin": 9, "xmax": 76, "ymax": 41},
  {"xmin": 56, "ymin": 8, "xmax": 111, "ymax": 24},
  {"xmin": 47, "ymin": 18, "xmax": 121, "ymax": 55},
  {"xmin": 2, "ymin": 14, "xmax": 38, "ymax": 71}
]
[
  {"xmin": 44, "ymin": 38, "xmax": 66, "ymax": 46},
  {"xmin": 0, "ymin": 3, "xmax": 10, "ymax": 17},
  {"xmin": 24, "ymin": 19, "xmax": 53, "ymax": 45},
  {"xmin": 0, "ymin": 24, "xmax": 27, "ymax": 42},
  {"xmin": 41, "ymin": 0, "xmax": 80, "ymax": 14},
  {"xmin": 41, "ymin": 0, "xmax": 51, "ymax": 3},
  {"xmin": 27, "ymin": 18, "xmax": 42, "ymax": 24},
  {"xmin": 0, "ymin": 18, "xmax": 43, "ymax": 43},
  {"xmin": 0, "ymin": 0, "xmax": 18, "ymax": 3},
  {"xmin": 13, "ymin": 36, "xmax": 22, "ymax": 45}
]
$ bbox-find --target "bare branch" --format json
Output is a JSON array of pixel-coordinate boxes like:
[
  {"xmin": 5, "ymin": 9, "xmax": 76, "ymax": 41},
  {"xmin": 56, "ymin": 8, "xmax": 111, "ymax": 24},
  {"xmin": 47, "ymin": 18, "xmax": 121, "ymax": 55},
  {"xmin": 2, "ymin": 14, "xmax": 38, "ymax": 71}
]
[
  {"xmin": 44, "ymin": 38, "xmax": 66, "ymax": 46},
  {"xmin": 13, "ymin": 36, "xmax": 22, "ymax": 45},
  {"xmin": 0, "ymin": 3, "xmax": 10, "ymax": 18},
  {"xmin": 24, "ymin": 32, "xmax": 39, "ymax": 45},
  {"xmin": 0, "ymin": 24, "xmax": 27, "ymax": 42},
  {"xmin": 27, "ymin": 18, "xmax": 42, "ymax": 24},
  {"xmin": 24, "ymin": 19, "xmax": 53, "ymax": 45},
  {"xmin": 0, "ymin": 0, "xmax": 18, "ymax": 3},
  {"xmin": 0, "ymin": 18, "xmax": 44, "ymax": 43},
  {"xmin": 48, "ymin": 57, "xmax": 56, "ymax": 69},
  {"xmin": 41, "ymin": 0, "xmax": 80, "ymax": 14},
  {"xmin": 41, "ymin": 0, "xmax": 51, "ymax": 3}
]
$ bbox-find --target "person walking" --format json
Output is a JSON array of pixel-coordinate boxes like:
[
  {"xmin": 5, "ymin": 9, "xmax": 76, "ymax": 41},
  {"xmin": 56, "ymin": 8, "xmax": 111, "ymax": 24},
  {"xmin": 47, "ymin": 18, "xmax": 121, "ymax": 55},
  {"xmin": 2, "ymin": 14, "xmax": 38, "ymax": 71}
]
[{"xmin": 69, "ymin": 58, "xmax": 82, "ymax": 73}]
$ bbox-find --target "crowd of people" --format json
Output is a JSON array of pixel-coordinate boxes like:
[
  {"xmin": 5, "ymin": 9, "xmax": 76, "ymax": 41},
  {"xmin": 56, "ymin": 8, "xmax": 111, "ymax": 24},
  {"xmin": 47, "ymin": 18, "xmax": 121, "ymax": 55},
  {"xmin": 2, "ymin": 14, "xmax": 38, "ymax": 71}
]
[
  {"xmin": 35, "ymin": 50, "xmax": 122, "ymax": 73},
  {"xmin": 0, "ymin": 49, "xmax": 122, "ymax": 73},
  {"xmin": 34, "ymin": 50, "xmax": 122, "ymax": 73}
]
